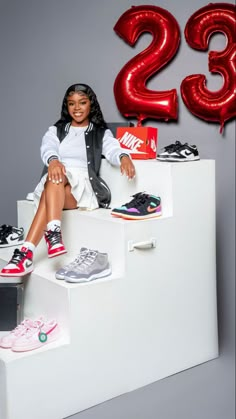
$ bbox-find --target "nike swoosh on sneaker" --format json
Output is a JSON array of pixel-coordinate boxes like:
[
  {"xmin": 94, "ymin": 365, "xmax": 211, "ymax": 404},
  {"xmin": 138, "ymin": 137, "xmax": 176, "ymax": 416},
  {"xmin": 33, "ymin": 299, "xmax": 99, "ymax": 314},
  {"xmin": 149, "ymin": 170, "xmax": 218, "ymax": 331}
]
[
  {"xmin": 25, "ymin": 261, "xmax": 33, "ymax": 268},
  {"xmin": 179, "ymin": 150, "xmax": 192, "ymax": 157},
  {"xmin": 184, "ymin": 151, "xmax": 192, "ymax": 156},
  {"xmin": 147, "ymin": 206, "xmax": 159, "ymax": 213},
  {"xmin": 10, "ymin": 236, "xmax": 23, "ymax": 241}
]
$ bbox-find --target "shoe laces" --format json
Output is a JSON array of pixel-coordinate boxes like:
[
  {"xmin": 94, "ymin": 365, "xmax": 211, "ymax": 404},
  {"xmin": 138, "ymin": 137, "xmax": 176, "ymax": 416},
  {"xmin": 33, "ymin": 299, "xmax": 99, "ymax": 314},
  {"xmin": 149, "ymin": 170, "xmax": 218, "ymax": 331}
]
[
  {"xmin": 123, "ymin": 192, "xmax": 146, "ymax": 207},
  {"xmin": 64, "ymin": 248, "xmax": 90, "ymax": 269},
  {"xmin": 10, "ymin": 319, "xmax": 31, "ymax": 336},
  {"xmin": 10, "ymin": 248, "xmax": 28, "ymax": 265},
  {"xmin": 131, "ymin": 193, "xmax": 151, "ymax": 207},
  {"xmin": 0, "ymin": 224, "xmax": 13, "ymax": 238},
  {"xmin": 74, "ymin": 250, "xmax": 98, "ymax": 270},
  {"xmin": 45, "ymin": 227, "xmax": 62, "ymax": 246},
  {"xmin": 163, "ymin": 141, "xmax": 182, "ymax": 152},
  {"xmin": 22, "ymin": 319, "xmax": 45, "ymax": 338}
]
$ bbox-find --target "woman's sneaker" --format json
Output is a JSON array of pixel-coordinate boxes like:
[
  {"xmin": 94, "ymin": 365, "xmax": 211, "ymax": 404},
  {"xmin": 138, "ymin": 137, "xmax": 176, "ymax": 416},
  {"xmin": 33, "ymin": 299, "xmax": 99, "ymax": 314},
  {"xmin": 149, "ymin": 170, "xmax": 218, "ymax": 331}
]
[
  {"xmin": 156, "ymin": 141, "xmax": 183, "ymax": 161},
  {"xmin": 11, "ymin": 319, "xmax": 60, "ymax": 352},
  {"xmin": 111, "ymin": 192, "xmax": 145, "ymax": 218},
  {"xmin": 0, "ymin": 318, "xmax": 44, "ymax": 349},
  {"xmin": 157, "ymin": 141, "xmax": 200, "ymax": 162},
  {"xmin": 64, "ymin": 250, "xmax": 111, "ymax": 283},
  {"xmin": 55, "ymin": 247, "xmax": 90, "ymax": 280},
  {"xmin": 111, "ymin": 193, "xmax": 162, "ymax": 220},
  {"xmin": 0, "ymin": 224, "xmax": 24, "ymax": 248},
  {"xmin": 0, "ymin": 246, "xmax": 34, "ymax": 277},
  {"xmin": 44, "ymin": 227, "xmax": 67, "ymax": 258}
]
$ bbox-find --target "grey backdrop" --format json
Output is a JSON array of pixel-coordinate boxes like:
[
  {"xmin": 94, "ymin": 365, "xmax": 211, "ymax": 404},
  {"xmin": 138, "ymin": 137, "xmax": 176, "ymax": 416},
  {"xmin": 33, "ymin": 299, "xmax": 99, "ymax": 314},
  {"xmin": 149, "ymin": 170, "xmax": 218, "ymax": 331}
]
[{"xmin": 0, "ymin": 1, "xmax": 235, "ymax": 419}]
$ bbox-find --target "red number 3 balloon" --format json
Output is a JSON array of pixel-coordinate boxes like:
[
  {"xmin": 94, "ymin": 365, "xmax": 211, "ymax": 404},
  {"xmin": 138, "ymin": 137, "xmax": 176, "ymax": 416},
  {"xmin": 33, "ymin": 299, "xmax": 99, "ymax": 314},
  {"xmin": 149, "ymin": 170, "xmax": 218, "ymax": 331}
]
[
  {"xmin": 181, "ymin": 3, "xmax": 236, "ymax": 132},
  {"xmin": 113, "ymin": 5, "xmax": 180, "ymax": 126}
]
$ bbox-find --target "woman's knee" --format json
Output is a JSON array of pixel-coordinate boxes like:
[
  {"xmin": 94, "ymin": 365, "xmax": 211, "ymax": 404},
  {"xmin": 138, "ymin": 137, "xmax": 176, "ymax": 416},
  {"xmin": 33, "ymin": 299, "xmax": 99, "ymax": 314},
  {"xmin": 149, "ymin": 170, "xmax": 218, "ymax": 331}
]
[{"xmin": 44, "ymin": 175, "xmax": 68, "ymax": 189}]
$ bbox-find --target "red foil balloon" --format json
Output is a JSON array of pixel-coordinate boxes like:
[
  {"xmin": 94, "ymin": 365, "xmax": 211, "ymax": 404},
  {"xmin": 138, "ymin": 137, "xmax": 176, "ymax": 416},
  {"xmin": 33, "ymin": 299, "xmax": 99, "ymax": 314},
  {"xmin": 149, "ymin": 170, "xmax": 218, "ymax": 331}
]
[
  {"xmin": 113, "ymin": 5, "xmax": 180, "ymax": 126},
  {"xmin": 181, "ymin": 3, "xmax": 236, "ymax": 132}
]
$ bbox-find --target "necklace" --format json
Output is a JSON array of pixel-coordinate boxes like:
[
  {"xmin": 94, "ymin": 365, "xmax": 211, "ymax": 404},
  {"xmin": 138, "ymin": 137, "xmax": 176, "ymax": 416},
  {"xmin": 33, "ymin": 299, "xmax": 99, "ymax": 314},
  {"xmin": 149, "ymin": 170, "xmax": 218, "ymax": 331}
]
[{"xmin": 71, "ymin": 126, "xmax": 87, "ymax": 137}]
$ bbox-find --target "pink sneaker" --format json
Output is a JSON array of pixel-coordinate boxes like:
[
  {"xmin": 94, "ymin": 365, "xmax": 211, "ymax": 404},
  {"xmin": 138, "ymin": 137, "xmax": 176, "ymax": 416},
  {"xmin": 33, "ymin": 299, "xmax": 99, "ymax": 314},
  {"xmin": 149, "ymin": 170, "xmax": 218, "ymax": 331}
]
[
  {"xmin": 0, "ymin": 318, "xmax": 44, "ymax": 349},
  {"xmin": 44, "ymin": 227, "xmax": 67, "ymax": 258},
  {"xmin": 11, "ymin": 319, "xmax": 60, "ymax": 352}
]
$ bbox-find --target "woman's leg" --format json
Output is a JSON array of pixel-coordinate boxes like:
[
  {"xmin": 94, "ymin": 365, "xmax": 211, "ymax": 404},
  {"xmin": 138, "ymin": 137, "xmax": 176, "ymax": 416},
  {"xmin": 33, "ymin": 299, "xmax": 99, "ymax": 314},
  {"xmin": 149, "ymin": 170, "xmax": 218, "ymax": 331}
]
[
  {"xmin": 0, "ymin": 177, "xmax": 78, "ymax": 276},
  {"xmin": 26, "ymin": 177, "xmax": 77, "ymax": 244},
  {"xmin": 43, "ymin": 178, "xmax": 77, "ymax": 257},
  {"xmin": 24, "ymin": 190, "xmax": 47, "ymax": 246},
  {"xmin": 64, "ymin": 184, "xmax": 77, "ymax": 209}
]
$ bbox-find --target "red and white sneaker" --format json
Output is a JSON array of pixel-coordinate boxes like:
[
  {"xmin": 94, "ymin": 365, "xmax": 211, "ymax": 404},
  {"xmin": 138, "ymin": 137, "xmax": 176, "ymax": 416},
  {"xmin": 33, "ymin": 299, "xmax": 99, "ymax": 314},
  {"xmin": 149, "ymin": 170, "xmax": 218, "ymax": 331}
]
[
  {"xmin": 44, "ymin": 227, "xmax": 67, "ymax": 258},
  {"xmin": 11, "ymin": 319, "xmax": 60, "ymax": 352},
  {"xmin": 0, "ymin": 246, "xmax": 34, "ymax": 277},
  {"xmin": 0, "ymin": 318, "xmax": 44, "ymax": 349}
]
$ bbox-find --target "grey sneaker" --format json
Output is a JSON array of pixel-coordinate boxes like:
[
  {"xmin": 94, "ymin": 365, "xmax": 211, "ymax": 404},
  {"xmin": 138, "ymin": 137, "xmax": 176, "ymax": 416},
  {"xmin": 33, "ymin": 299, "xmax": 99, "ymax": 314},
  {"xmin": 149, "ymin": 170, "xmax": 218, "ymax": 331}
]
[
  {"xmin": 55, "ymin": 247, "xmax": 90, "ymax": 280},
  {"xmin": 64, "ymin": 250, "xmax": 111, "ymax": 283}
]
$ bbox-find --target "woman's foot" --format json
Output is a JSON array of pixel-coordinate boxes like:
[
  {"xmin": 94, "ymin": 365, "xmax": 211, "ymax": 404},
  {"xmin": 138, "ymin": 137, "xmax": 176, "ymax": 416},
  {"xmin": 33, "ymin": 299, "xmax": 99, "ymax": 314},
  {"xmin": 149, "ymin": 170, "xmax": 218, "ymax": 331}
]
[
  {"xmin": 0, "ymin": 246, "xmax": 34, "ymax": 277},
  {"xmin": 44, "ymin": 227, "xmax": 67, "ymax": 258}
]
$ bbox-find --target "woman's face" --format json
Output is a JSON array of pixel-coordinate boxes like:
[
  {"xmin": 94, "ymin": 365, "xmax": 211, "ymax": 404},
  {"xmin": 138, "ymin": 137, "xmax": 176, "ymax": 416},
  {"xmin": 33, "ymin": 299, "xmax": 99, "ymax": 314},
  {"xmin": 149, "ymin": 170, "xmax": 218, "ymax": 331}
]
[{"xmin": 67, "ymin": 92, "xmax": 91, "ymax": 126}]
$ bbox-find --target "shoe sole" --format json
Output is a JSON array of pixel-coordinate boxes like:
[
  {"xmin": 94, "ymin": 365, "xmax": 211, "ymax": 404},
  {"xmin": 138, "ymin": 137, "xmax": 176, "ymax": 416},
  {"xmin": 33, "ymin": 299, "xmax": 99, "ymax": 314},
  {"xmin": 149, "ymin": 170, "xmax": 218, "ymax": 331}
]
[
  {"xmin": 111, "ymin": 212, "xmax": 125, "ymax": 218},
  {"xmin": 11, "ymin": 330, "xmax": 60, "ymax": 352},
  {"xmin": 157, "ymin": 156, "xmax": 200, "ymax": 162},
  {"xmin": 48, "ymin": 249, "xmax": 67, "ymax": 258},
  {"xmin": 0, "ymin": 267, "xmax": 34, "ymax": 277},
  {"xmin": 65, "ymin": 267, "xmax": 112, "ymax": 283},
  {"xmin": 119, "ymin": 212, "xmax": 162, "ymax": 220},
  {"xmin": 0, "ymin": 240, "xmax": 24, "ymax": 248},
  {"xmin": 0, "ymin": 342, "xmax": 13, "ymax": 348}
]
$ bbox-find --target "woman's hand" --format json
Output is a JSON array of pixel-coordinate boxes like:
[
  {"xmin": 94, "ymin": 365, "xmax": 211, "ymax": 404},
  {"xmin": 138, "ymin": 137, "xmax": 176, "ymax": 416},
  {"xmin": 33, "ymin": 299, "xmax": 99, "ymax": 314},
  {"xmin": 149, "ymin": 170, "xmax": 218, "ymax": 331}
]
[
  {"xmin": 48, "ymin": 160, "xmax": 66, "ymax": 184},
  {"xmin": 120, "ymin": 155, "xmax": 136, "ymax": 180}
]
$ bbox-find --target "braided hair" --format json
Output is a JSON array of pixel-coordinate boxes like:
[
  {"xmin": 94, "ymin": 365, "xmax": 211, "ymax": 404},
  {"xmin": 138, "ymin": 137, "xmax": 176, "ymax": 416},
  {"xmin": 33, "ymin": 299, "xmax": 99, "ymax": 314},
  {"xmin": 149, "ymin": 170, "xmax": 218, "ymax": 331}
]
[{"xmin": 55, "ymin": 83, "xmax": 107, "ymax": 128}]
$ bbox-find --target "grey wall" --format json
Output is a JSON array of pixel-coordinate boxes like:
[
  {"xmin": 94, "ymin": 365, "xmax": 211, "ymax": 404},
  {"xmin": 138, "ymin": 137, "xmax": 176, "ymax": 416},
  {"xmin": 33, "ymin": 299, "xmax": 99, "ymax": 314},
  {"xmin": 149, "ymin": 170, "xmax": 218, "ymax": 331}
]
[{"xmin": 0, "ymin": 1, "xmax": 235, "ymax": 418}]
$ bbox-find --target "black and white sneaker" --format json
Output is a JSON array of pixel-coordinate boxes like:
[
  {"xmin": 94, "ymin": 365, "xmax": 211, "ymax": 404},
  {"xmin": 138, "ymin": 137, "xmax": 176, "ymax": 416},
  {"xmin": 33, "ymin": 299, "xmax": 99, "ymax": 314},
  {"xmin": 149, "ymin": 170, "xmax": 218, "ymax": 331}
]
[
  {"xmin": 0, "ymin": 225, "xmax": 24, "ymax": 248},
  {"xmin": 157, "ymin": 142, "xmax": 200, "ymax": 162},
  {"xmin": 156, "ymin": 141, "xmax": 183, "ymax": 161}
]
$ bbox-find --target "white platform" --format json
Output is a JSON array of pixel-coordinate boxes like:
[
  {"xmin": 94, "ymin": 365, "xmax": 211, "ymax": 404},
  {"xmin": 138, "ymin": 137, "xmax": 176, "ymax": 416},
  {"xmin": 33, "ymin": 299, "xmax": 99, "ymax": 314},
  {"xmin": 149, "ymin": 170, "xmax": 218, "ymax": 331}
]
[{"xmin": 0, "ymin": 160, "xmax": 219, "ymax": 419}]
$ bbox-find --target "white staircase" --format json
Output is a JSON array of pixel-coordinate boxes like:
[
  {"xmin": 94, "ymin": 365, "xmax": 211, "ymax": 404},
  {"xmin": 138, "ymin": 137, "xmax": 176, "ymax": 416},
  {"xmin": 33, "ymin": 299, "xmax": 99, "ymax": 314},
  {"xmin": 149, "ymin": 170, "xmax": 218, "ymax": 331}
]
[{"xmin": 0, "ymin": 160, "xmax": 219, "ymax": 419}]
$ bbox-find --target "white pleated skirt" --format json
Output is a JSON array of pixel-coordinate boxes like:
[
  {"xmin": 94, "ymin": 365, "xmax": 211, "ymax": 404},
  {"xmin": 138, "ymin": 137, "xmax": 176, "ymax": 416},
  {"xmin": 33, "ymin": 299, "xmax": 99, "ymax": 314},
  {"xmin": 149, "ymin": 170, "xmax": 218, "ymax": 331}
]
[{"xmin": 33, "ymin": 167, "xmax": 99, "ymax": 211}]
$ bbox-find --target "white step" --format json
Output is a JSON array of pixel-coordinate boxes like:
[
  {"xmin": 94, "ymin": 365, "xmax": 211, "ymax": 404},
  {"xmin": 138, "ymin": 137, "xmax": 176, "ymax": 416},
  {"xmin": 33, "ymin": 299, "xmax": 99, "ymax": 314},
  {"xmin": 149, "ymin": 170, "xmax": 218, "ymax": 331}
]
[{"xmin": 0, "ymin": 160, "xmax": 218, "ymax": 419}]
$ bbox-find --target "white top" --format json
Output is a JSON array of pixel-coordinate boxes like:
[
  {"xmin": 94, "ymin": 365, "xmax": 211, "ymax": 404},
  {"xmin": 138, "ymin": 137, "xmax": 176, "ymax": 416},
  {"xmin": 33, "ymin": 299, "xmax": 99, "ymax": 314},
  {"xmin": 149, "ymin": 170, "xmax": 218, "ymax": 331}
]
[
  {"xmin": 34, "ymin": 124, "xmax": 130, "ymax": 210},
  {"xmin": 40, "ymin": 125, "xmax": 129, "ymax": 168}
]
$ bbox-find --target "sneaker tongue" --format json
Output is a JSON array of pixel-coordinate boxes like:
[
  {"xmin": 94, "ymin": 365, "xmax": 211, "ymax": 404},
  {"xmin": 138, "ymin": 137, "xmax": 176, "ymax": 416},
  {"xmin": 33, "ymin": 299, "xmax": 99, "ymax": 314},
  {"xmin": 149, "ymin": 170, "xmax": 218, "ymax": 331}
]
[
  {"xmin": 20, "ymin": 246, "xmax": 28, "ymax": 253},
  {"xmin": 80, "ymin": 247, "xmax": 89, "ymax": 252}
]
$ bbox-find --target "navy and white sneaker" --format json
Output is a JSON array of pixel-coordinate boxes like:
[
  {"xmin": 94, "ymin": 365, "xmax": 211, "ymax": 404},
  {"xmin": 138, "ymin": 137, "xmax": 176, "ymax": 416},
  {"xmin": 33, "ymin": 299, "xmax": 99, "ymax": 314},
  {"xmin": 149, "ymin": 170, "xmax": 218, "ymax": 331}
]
[
  {"xmin": 157, "ymin": 142, "xmax": 200, "ymax": 162},
  {"xmin": 0, "ymin": 225, "xmax": 24, "ymax": 248}
]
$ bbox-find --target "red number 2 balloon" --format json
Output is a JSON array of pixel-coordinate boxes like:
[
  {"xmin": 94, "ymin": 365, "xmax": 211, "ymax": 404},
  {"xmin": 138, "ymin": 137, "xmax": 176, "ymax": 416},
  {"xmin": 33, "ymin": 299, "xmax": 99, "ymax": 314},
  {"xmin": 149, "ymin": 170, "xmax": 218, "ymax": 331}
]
[
  {"xmin": 113, "ymin": 5, "xmax": 180, "ymax": 126},
  {"xmin": 181, "ymin": 3, "xmax": 236, "ymax": 132}
]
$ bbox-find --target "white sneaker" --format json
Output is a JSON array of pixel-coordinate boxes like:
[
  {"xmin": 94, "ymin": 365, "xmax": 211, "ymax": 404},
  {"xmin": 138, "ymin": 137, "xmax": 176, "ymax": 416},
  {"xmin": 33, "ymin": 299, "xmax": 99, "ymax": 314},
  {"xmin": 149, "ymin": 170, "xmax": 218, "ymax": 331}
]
[{"xmin": 0, "ymin": 225, "xmax": 24, "ymax": 248}]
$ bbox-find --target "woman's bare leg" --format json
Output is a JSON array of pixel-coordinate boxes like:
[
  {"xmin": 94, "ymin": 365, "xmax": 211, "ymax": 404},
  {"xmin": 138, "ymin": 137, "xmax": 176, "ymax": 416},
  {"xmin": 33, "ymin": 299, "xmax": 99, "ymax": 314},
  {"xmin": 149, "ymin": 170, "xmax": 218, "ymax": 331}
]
[
  {"xmin": 0, "ymin": 178, "xmax": 78, "ymax": 275},
  {"xmin": 24, "ymin": 191, "xmax": 47, "ymax": 246},
  {"xmin": 64, "ymin": 184, "xmax": 77, "ymax": 209},
  {"xmin": 25, "ymin": 177, "xmax": 77, "ymax": 245}
]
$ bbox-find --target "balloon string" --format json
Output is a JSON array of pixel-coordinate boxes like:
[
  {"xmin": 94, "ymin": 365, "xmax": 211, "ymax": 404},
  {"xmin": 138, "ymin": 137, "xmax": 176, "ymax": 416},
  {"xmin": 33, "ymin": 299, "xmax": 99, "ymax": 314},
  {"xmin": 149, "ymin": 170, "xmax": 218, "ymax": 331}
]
[
  {"xmin": 137, "ymin": 116, "xmax": 143, "ymax": 127},
  {"xmin": 219, "ymin": 121, "xmax": 224, "ymax": 134}
]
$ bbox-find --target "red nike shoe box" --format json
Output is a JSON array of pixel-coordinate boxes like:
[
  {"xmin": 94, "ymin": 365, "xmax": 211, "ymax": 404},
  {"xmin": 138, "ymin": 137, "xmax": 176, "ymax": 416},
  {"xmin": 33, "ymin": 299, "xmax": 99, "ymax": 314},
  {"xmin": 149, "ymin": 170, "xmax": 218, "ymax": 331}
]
[{"xmin": 116, "ymin": 127, "xmax": 158, "ymax": 159}]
